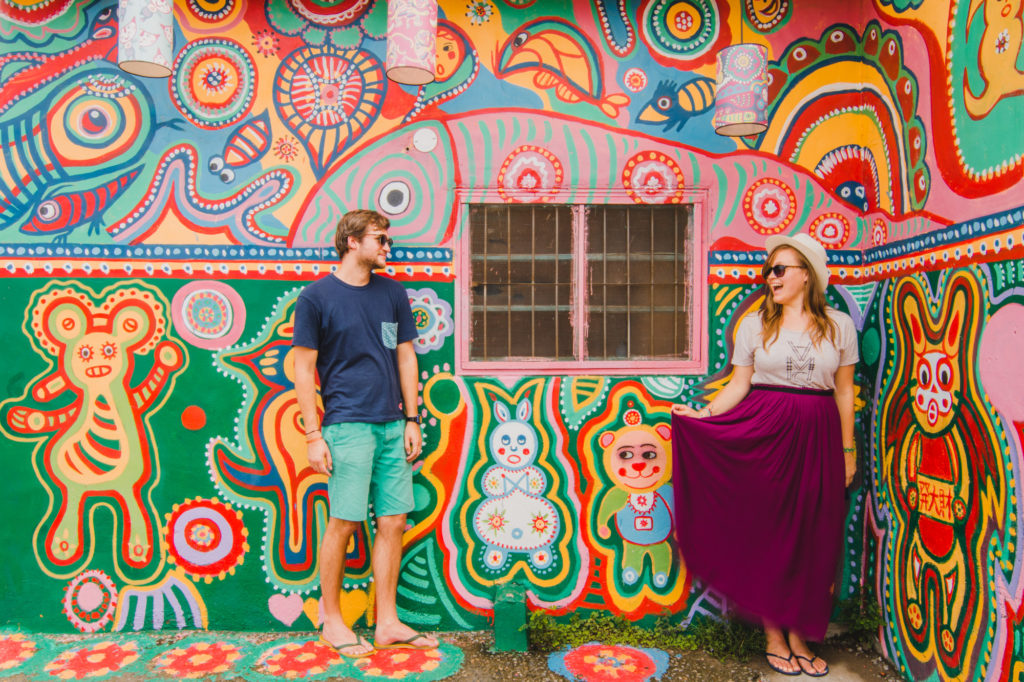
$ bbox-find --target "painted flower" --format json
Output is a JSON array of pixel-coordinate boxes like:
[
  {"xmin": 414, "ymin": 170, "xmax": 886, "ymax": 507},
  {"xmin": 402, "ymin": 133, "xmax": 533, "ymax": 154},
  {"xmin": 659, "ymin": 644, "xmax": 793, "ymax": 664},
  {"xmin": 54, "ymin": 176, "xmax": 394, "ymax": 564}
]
[
  {"xmin": 355, "ymin": 647, "xmax": 443, "ymax": 678},
  {"xmin": 0, "ymin": 633, "xmax": 37, "ymax": 671},
  {"xmin": 674, "ymin": 13, "xmax": 693, "ymax": 32},
  {"xmin": 531, "ymin": 513, "xmax": 550, "ymax": 534},
  {"xmin": 465, "ymin": 0, "xmax": 493, "ymax": 25},
  {"xmin": 273, "ymin": 137, "xmax": 300, "ymax": 163},
  {"xmin": 44, "ymin": 641, "xmax": 139, "ymax": 679},
  {"xmin": 486, "ymin": 511, "xmax": 507, "ymax": 532},
  {"xmin": 252, "ymin": 29, "xmax": 280, "ymax": 58},
  {"xmin": 152, "ymin": 641, "xmax": 243, "ymax": 679},
  {"xmin": 995, "ymin": 28, "xmax": 1009, "ymax": 54},
  {"xmin": 623, "ymin": 68, "xmax": 648, "ymax": 93},
  {"xmin": 257, "ymin": 640, "xmax": 339, "ymax": 677},
  {"xmin": 554, "ymin": 643, "xmax": 667, "ymax": 682}
]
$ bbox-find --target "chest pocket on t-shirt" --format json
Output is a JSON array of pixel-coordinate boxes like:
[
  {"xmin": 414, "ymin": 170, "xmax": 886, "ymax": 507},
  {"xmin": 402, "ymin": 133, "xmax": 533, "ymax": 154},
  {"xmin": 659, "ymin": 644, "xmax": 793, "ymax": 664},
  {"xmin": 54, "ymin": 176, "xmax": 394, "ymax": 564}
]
[{"xmin": 382, "ymin": 321, "xmax": 398, "ymax": 349}]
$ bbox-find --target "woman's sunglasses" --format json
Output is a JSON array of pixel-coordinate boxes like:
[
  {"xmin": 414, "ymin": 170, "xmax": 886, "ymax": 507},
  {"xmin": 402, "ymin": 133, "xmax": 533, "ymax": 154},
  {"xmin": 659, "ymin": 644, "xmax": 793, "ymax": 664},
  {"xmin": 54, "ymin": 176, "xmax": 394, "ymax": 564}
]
[
  {"xmin": 367, "ymin": 233, "xmax": 394, "ymax": 248},
  {"xmin": 762, "ymin": 263, "xmax": 806, "ymax": 279}
]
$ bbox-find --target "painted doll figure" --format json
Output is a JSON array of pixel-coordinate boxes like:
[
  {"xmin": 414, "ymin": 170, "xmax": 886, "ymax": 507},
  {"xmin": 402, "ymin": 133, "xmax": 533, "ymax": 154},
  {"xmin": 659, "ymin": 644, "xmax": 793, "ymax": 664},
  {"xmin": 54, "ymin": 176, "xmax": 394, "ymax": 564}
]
[
  {"xmin": 473, "ymin": 398, "xmax": 559, "ymax": 570},
  {"xmin": 595, "ymin": 415, "xmax": 675, "ymax": 588}
]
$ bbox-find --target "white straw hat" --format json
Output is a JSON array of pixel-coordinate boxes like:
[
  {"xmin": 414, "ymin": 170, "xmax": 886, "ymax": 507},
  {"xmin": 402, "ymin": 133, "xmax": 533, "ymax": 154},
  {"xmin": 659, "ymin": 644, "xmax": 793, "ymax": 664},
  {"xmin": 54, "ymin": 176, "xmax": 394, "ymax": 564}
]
[{"xmin": 764, "ymin": 233, "xmax": 829, "ymax": 293}]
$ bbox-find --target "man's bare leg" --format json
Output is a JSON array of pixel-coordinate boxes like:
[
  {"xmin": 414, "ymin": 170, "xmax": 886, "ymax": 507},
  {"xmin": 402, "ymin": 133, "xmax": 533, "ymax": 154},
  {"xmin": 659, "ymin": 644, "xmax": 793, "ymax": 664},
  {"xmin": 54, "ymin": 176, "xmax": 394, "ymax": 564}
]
[
  {"xmin": 320, "ymin": 518, "xmax": 374, "ymax": 655},
  {"xmin": 372, "ymin": 514, "xmax": 438, "ymax": 648}
]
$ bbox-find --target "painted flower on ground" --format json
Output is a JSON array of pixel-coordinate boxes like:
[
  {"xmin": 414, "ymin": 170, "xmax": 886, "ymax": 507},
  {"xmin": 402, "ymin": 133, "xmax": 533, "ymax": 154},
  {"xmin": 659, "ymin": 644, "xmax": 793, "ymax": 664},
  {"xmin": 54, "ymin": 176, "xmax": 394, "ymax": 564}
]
[
  {"xmin": 549, "ymin": 643, "xmax": 669, "ymax": 682},
  {"xmin": 152, "ymin": 641, "xmax": 243, "ymax": 679},
  {"xmin": 354, "ymin": 647, "xmax": 443, "ymax": 678},
  {"xmin": 0, "ymin": 633, "xmax": 37, "ymax": 671},
  {"xmin": 465, "ymin": 0, "xmax": 492, "ymax": 24},
  {"xmin": 257, "ymin": 640, "xmax": 338, "ymax": 677},
  {"xmin": 44, "ymin": 641, "xmax": 139, "ymax": 679}
]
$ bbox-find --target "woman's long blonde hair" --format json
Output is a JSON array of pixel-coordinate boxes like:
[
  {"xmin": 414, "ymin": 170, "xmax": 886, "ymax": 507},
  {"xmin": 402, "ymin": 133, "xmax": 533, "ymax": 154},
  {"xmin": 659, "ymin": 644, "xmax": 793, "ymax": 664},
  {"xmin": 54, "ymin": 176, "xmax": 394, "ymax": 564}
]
[{"xmin": 760, "ymin": 245, "xmax": 837, "ymax": 349}]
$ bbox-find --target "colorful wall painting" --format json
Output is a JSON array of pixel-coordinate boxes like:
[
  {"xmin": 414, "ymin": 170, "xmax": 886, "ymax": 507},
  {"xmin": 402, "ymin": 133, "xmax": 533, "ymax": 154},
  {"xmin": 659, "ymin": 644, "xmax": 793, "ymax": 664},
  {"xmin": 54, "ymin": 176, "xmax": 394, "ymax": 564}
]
[{"xmin": 0, "ymin": 1, "xmax": 1021, "ymax": 681}]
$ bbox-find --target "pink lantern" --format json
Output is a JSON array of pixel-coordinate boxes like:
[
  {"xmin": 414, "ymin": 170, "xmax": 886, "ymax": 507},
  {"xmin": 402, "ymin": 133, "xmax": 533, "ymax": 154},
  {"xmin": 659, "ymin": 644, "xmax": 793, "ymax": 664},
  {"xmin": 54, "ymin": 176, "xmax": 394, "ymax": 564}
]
[
  {"xmin": 117, "ymin": 0, "xmax": 174, "ymax": 78},
  {"xmin": 713, "ymin": 43, "xmax": 769, "ymax": 137},
  {"xmin": 386, "ymin": 0, "xmax": 438, "ymax": 86}
]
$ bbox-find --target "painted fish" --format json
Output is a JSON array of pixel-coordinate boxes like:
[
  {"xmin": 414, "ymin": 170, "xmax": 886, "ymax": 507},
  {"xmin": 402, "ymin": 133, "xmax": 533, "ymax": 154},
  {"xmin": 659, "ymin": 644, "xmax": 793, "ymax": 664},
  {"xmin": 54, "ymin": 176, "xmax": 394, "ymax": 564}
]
[
  {"xmin": 209, "ymin": 112, "xmax": 272, "ymax": 183},
  {"xmin": 21, "ymin": 168, "xmax": 140, "ymax": 241},
  {"xmin": 637, "ymin": 78, "xmax": 715, "ymax": 131},
  {"xmin": 0, "ymin": 65, "xmax": 153, "ymax": 238},
  {"xmin": 496, "ymin": 18, "xmax": 630, "ymax": 118}
]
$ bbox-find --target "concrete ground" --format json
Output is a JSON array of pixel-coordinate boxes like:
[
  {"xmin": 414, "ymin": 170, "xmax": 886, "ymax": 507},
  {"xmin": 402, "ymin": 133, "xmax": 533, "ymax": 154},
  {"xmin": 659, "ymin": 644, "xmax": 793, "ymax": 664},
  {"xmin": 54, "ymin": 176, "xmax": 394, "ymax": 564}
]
[{"xmin": 1, "ymin": 628, "xmax": 902, "ymax": 681}]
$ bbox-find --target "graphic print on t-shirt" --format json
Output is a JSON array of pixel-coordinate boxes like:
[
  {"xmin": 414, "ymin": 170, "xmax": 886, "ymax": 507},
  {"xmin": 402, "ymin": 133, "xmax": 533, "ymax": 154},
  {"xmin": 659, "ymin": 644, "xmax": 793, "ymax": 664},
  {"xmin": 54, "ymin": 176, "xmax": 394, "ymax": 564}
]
[
  {"xmin": 786, "ymin": 341, "xmax": 815, "ymax": 384},
  {"xmin": 382, "ymin": 321, "xmax": 398, "ymax": 349}
]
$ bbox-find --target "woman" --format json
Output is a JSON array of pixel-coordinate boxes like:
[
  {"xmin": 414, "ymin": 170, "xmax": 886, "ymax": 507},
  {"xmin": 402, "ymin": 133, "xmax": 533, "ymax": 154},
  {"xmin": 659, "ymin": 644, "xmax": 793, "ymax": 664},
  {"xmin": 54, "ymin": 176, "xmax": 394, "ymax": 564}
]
[{"xmin": 671, "ymin": 233, "xmax": 857, "ymax": 677}]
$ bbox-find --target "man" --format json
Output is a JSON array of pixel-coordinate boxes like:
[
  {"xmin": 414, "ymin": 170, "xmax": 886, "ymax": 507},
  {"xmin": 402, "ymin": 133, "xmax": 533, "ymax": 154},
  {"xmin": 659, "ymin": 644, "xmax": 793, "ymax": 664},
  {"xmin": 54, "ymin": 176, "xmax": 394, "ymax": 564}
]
[{"xmin": 292, "ymin": 209, "xmax": 439, "ymax": 658}]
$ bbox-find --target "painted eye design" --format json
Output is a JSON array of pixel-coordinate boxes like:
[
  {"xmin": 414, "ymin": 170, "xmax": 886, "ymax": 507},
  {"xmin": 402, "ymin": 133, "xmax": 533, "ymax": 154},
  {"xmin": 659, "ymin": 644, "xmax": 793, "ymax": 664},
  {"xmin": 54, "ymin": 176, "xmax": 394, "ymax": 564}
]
[
  {"xmin": 618, "ymin": 450, "xmax": 635, "ymax": 460},
  {"xmin": 516, "ymin": 434, "xmax": 527, "ymax": 445},
  {"xmin": 78, "ymin": 344, "xmax": 94, "ymax": 361},
  {"xmin": 641, "ymin": 450, "xmax": 658, "ymax": 460},
  {"xmin": 101, "ymin": 342, "xmax": 117, "ymax": 358},
  {"xmin": 937, "ymin": 360, "xmax": 952, "ymax": 388},
  {"xmin": 378, "ymin": 180, "xmax": 411, "ymax": 215},
  {"xmin": 37, "ymin": 200, "xmax": 61, "ymax": 223},
  {"xmin": 501, "ymin": 434, "xmax": 511, "ymax": 445},
  {"xmin": 917, "ymin": 363, "xmax": 930, "ymax": 387},
  {"xmin": 656, "ymin": 96, "xmax": 672, "ymax": 110},
  {"xmin": 513, "ymin": 31, "xmax": 529, "ymax": 48}
]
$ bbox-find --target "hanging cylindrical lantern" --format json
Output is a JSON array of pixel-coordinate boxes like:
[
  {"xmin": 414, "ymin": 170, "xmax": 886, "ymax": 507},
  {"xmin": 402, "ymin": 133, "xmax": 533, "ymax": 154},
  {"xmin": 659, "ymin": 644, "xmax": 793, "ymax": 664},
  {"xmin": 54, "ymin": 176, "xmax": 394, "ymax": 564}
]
[
  {"xmin": 713, "ymin": 43, "xmax": 769, "ymax": 137},
  {"xmin": 117, "ymin": 0, "xmax": 174, "ymax": 78},
  {"xmin": 386, "ymin": 0, "xmax": 437, "ymax": 86}
]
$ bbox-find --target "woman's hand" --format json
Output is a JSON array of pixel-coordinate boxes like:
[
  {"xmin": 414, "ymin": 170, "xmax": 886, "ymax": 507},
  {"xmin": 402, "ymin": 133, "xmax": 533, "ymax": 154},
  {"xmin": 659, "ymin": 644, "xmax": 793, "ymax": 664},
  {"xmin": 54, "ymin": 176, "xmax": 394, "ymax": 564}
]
[
  {"xmin": 671, "ymin": 403, "xmax": 703, "ymax": 418},
  {"xmin": 844, "ymin": 447, "xmax": 856, "ymax": 487}
]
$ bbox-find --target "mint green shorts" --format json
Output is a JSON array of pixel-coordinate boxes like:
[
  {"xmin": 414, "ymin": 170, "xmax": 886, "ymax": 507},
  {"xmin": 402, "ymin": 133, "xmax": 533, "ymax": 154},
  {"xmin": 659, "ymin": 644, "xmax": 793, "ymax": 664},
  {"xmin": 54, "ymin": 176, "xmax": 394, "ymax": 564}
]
[{"xmin": 322, "ymin": 420, "xmax": 413, "ymax": 521}]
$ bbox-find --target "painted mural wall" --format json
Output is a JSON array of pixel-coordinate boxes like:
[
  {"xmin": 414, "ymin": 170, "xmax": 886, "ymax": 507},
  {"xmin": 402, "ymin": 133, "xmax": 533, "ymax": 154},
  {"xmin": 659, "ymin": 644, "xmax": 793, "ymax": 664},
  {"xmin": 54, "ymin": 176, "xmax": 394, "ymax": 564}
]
[{"xmin": 0, "ymin": 0, "xmax": 1021, "ymax": 680}]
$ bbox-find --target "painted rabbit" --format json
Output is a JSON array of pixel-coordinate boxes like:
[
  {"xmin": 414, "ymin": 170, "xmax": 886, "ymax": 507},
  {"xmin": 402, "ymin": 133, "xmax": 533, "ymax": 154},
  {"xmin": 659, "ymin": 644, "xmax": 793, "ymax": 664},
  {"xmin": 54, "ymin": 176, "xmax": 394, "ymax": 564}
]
[{"xmin": 473, "ymin": 398, "xmax": 559, "ymax": 570}]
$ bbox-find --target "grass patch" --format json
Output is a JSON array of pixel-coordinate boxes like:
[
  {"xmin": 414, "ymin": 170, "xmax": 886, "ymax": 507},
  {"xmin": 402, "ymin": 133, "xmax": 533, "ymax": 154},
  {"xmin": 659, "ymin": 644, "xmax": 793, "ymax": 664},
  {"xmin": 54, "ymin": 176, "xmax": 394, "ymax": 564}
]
[
  {"xmin": 834, "ymin": 588, "xmax": 883, "ymax": 645},
  {"xmin": 527, "ymin": 610, "xmax": 763, "ymax": 662}
]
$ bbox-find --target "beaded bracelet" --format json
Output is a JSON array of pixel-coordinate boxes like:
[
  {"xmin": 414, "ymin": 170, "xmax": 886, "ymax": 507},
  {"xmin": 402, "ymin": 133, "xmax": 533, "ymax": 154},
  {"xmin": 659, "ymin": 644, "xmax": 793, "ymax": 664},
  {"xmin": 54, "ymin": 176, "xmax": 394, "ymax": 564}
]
[{"xmin": 843, "ymin": 446, "xmax": 856, "ymax": 454}]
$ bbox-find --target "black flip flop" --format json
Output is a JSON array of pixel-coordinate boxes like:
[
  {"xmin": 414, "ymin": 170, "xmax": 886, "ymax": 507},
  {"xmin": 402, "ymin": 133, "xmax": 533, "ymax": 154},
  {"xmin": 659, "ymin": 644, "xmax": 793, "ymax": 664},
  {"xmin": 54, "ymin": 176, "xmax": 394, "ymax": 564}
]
[
  {"xmin": 765, "ymin": 651, "xmax": 801, "ymax": 676},
  {"xmin": 796, "ymin": 653, "xmax": 830, "ymax": 677}
]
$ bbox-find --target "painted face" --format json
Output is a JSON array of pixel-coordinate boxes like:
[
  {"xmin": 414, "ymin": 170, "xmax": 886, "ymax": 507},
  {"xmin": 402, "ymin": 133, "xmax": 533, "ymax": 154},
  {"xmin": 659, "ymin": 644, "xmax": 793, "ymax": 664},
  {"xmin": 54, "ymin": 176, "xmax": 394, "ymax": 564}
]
[
  {"xmin": 434, "ymin": 28, "xmax": 464, "ymax": 82},
  {"xmin": 913, "ymin": 351, "xmax": 956, "ymax": 427},
  {"xmin": 602, "ymin": 427, "xmax": 669, "ymax": 492},
  {"xmin": 70, "ymin": 332, "xmax": 124, "ymax": 387},
  {"xmin": 765, "ymin": 247, "xmax": 809, "ymax": 306}
]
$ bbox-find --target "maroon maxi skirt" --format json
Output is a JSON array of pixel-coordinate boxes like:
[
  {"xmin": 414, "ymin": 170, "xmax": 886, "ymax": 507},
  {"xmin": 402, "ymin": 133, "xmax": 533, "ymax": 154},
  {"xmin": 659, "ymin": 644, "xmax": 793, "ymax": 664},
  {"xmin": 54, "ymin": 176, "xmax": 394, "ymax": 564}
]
[{"xmin": 671, "ymin": 384, "xmax": 845, "ymax": 640}]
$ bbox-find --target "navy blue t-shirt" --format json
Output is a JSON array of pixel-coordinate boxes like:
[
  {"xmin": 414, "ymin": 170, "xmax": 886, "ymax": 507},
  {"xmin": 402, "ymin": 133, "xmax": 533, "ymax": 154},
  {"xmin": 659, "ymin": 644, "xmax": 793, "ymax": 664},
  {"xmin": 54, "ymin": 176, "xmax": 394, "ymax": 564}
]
[{"xmin": 292, "ymin": 273, "xmax": 418, "ymax": 425}]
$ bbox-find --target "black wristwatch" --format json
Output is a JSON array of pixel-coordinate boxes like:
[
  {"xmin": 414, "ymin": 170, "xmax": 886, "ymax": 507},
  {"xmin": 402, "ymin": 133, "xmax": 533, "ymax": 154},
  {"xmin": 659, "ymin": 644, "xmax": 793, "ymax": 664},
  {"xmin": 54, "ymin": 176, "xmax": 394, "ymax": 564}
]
[{"xmin": 405, "ymin": 415, "xmax": 421, "ymax": 424}]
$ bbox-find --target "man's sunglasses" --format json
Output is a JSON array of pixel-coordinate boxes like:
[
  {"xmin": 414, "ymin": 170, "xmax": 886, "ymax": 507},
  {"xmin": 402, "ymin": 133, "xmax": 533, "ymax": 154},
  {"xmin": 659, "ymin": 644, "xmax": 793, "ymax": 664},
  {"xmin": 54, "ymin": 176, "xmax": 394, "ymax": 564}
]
[
  {"xmin": 367, "ymin": 233, "xmax": 394, "ymax": 248},
  {"xmin": 762, "ymin": 263, "xmax": 806, "ymax": 279}
]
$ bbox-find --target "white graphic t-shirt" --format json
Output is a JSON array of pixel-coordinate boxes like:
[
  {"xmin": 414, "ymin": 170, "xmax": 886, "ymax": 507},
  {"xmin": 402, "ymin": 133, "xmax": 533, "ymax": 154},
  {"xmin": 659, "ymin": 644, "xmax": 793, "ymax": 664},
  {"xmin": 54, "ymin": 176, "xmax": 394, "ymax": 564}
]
[{"xmin": 731, "ymin": 308, "xmax": 858, "ymax": 390}]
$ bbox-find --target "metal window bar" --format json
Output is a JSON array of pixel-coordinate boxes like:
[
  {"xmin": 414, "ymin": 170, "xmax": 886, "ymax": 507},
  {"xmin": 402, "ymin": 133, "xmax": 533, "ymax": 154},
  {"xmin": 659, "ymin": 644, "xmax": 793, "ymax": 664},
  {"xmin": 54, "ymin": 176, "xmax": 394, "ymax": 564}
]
[{"xmin": 472, "ymin": 203, "xmax": 691, "ymax": 362}]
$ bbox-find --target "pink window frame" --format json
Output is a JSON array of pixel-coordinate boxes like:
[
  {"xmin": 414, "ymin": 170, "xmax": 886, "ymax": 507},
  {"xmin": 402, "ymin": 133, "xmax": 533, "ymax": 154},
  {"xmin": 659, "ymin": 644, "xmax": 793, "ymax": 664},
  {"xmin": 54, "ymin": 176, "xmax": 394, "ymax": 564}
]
[{"xmin": 455, "ymin": 189, "xmax": 709, "ymax": 376}]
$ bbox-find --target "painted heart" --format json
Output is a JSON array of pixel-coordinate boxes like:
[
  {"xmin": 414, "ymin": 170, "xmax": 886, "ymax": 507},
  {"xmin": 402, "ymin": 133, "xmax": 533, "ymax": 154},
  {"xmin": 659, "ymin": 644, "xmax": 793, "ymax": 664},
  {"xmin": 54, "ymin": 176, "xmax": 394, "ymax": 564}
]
[
  {"xmin": 268, "ymin": 593, "xmax": 304, "ymax": 627},
  {"xmin": 304, "ymin": 597, "xmax": 322, "ymax": 628}
]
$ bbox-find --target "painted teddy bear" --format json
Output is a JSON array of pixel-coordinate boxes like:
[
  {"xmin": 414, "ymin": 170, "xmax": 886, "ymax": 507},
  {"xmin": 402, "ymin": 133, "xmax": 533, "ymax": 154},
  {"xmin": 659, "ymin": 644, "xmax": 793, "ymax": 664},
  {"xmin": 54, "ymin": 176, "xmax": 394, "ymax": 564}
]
[{"xmin": 596, "ymin": 414, "xmax": 675, "ymax": 588}]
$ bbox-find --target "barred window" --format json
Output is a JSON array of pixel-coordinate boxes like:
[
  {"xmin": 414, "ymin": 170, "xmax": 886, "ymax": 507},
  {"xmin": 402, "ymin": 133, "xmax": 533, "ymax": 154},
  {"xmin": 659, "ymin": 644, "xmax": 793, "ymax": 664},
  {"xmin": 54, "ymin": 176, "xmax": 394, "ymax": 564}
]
[{"xmin": 463, "ymin": 203, "xmax": 702, "ymax": 373}]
